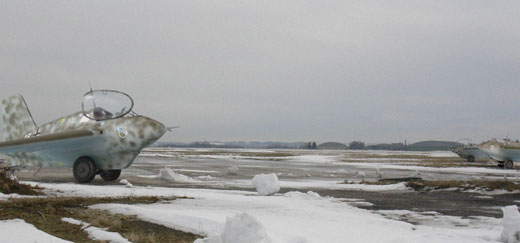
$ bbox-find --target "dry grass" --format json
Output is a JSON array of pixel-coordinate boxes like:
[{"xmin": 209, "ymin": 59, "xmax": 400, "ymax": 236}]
[
  {"xmin": 345, "ymin": 179, "xmax": 520, "ymax": 192},
  {"xmin": 0, "ymin": 196, "xmax": 199, "ymax": 242},
  {"xmin": 0, "ymin": 171, "xmax": 43, "ymax": 195},
  {"xmin": 407, "ymin": 180, "xmax": 520, "ymax": 192},
  {"xmin": 74, "ymin": 208, "xmax": 197, "ymax": 243}
]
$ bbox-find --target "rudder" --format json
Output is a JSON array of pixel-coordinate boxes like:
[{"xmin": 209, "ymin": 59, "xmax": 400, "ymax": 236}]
[{"xmin": 1, "ymin": 94, "xmax": 37, "ymax": 141}]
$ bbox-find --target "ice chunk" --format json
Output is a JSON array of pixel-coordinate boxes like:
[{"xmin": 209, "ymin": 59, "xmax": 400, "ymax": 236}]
[
  {"xmin": 501, "ymin": 205, "xmax": 520, "ymax": 243},
  {"xmin": 306, "ymin": 191, "xmax": 320, "ymax": 199},
  {"xmin": 159, "ymin": 167, "xmax": 197, "ymax": 183},
  {"xmin": 119, "ymin": 179, "xmax": 133, "ymax": 187},
  {"xmin": 251, "ymin": 173, "xmax": 280, "ymax": 196},
  {"xmin": 195, "ymin": 213, "xmax": 270, "ymax": 243},
  {"xmin": 227, "ymin": 165, "xmax": 239, "ymax": 176}
]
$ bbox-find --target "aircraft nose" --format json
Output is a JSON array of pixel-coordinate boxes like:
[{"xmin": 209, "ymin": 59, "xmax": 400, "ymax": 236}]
[
  {"xmin": 149, "ymin": 118, "xmax": 166, "ymax": 139},
  {"xmin": 139, "ymin": 117, "xmax": 166, "ymax": 147}
]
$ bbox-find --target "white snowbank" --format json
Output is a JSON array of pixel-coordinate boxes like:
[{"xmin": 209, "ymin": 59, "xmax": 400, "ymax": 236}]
[
  {"xmin": 195, "ymin": 213, "xmax": 271, "ymax": 243},
  {"xmin": 160, "ymin": 167, "xmax": 198, "ymax": 183},
  {"xmin": 0, "ymin": 219, "xmax": 71, "ymax": 243},
  {"xmin": 61, "ymin": 217, "xmax": 130, "ymax": 243},
  {"xmin": 251, "ymin": 173, "xmax": 280, "ymax": 196},
  {"xmin": 501, "ymin": 205, "xmax": 520, "ymax": 243}
]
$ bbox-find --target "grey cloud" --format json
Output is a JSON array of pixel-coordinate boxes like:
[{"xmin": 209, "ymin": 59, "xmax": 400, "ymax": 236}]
[{"xmin": 1, "ymin": 1, "xmax": 519, "ymax": 143}]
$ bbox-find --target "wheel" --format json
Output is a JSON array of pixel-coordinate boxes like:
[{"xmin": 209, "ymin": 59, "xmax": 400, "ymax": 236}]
[
  {"xmin": 73, "ymin": 157, "xmax": 97, "ymax": 183},
  {"xmin": 467, "ymin": 155, "xmax": 475, "ymax": 162},
  {"xmin": 498, "ymin": 162, "xmax": 505, "ymax": 168},
  {"xmin": 100, "ymin": 170, "xmax": 121, "ymax": 181},
  {"xmin": 505, "ymin": 160, "xmax": 514, "ymax": 169}
]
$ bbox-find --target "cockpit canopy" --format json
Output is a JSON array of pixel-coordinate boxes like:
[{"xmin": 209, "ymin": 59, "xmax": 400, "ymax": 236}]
[{"xmin": 82, "ymin": 90, "xmax": 134, "ymax": 121}]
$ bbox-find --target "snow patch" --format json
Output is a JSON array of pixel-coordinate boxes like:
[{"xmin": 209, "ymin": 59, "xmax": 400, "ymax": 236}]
[
  {"xmin": 195, "ymin": 213, "xmax": 271, "ymax": 243},
  {"xmin": 119, "ymin": 179, "xmax": 133, "ymax": 187},
  {"xmin": 284, "ymin": 191, "xmax": 321, "ymax": 199},
  {"xmin": 197, "ymin": 175, "xmax": 217, "ymax": 181},
  {"xmin": 61, "ymin": 217, "xmax": 130, "ymax": 243},
  {"xmin": 0, "ymin": 219, "xmax": 71, "ymax": 243},
  {"xmin": 160, "ymin": 167, "xmax": 198, "ymax": 183},
  {"xmin": 251, "ymin": 173, "xmax": 280, "ymax": 196},
  {"xmin": 501, "ymin": 205, "xmax": 520, "ymax": 243},
  {"xmin": 227, "ymin": 166, "xmax": 239, "ymax": 176}
]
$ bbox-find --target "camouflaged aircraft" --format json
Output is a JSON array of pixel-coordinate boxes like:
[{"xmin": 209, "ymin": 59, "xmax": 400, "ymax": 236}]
[
  {"xmin": 478, "ymin": 139, "xmax": 520, "ymax": 169},
  {"xmin": 0, "ymin": 90, "xmax": 166, "ymax": 183}
]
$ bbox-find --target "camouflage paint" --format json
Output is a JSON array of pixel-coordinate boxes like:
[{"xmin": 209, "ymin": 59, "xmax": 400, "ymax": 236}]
[
  {"xmin": 478, "ymin": 139, "xmax": 520, "ymax": 162},
  {"xmin": 0, "ymin": 94, "xmax": 166, "ymax": 170}
]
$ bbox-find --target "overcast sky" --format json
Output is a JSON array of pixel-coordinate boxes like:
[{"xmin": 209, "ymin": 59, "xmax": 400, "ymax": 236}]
[{"xmin": 1, "ymin": 1, "xmax": 519, "ymax": 144}]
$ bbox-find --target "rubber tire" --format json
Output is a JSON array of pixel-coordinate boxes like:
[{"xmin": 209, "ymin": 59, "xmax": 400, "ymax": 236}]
[
  {"xmin": 505, "ymin": 160, "xmax": 514, "ymax": 169},
  {"xmin": 467, "ymin": 155, "xmax": 475, "ymax": 162},
  {"xmin": 100, "ymin": 170, "xmax": 121, "ymax": 181},
  {"xmin": 73, "ymin": 157, "xmax": 97, "ymax": 183},
  {"xmin": 498, "ymin": 162, "xmax": 505, "ymax": 168}
]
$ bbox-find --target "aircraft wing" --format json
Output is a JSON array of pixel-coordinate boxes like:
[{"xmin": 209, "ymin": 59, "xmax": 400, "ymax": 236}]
[{"xmin": 0, "ymin": 130, "xmax": 95, "ymax": 153}]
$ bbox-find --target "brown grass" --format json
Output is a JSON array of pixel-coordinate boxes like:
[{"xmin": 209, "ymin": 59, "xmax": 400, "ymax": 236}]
[
  {"xmin": 407, "ymin": 180, "xmax": 520, "ymax": 192},
  {"xmin": 345, "ymin": 179, "xmax": 520, "ymax": 192},
  {"xmin": 0, "ymin": 196, "xmax": 200, "ymax": 242},
  {"xmin": 0, "ymin": 171, "xmax": 43, "ymax": 195}
]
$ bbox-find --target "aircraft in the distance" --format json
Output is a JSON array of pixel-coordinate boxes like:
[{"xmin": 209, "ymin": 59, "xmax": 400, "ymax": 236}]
[
  {"xmin": 0, "ymin": 90, "xmax": 166, "ymax": 183},
  {"xmin": 451, "ymin": 143, "xmax": 489, "ymax": 162},
  {"xmin": 478, "ymin": 139, "xmax": 520, "ymax": 169}
]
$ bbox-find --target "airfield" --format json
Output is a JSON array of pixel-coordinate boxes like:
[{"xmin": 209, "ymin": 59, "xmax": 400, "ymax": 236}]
[{"xmin": 6, "ymin": 148, "xmax": 520, "ymax": 242}]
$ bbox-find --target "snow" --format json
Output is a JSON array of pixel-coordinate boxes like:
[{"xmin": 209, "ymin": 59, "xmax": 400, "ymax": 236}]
[
  {"xmin": 501, "ymin": 206, "xmax": 520, "ymax": 243},
  {"xmin": 344, "ymin": 162, "xmax": 520, "ymax": 176},
  {"xmin": 277, "ymin": 180, "xmax": 409, "ymax": 192},
  {"xmin": 0, "ymin": 191, "xmax": 43, "ymax": 201},
  {"xmin": 251, "ymin": 173, "xmax": 280, "ymax": 196},
  {"xmin": 61, "ymin": 217, "xmax": 130, "ymax": 243},
  {"xmin": 197, "ymin": 175, "xmax": 217, "ymax": 181},
  {"xmin": 290, "ymin": 155, "xmax": 339, "ymax": 163},
  {"xmin": 227, "ymin": 165, "xmax": 239, "ymax": 175},
  {"xmin": 159, "ymin": 167, "xmax": 199, "ymax": 183},
  {"xmin": 175, "ymin": 169, "xmax": 220, "ymax": 174},
  {"xmin": 195, "ymin": 213, "xmax": 271, "ymax": 243},
  {"xmin": 0, "ymin": 219, "xmax": 71, "ymax": 243},
  {"xmin": 24, "ymin": 182, "xmax": 490, "ymax": 243},
  {"xmin": 119, "ymin": 179, "xmax": 133, "ymax": 187}
]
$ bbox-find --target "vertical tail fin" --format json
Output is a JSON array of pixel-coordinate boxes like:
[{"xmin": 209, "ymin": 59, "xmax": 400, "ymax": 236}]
[{"xmin": 1, "ymin": 94, "xmax": 37, "ymax": 141}]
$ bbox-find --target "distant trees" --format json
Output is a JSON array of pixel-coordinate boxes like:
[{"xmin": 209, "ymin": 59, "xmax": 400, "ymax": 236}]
[
  {"xmin": 349, "ymin": 141, "xmax": 365, "ymax": 150},
  {"xmin": 300, "ymin": 141, "xmax": 318, "ymax": 150}
]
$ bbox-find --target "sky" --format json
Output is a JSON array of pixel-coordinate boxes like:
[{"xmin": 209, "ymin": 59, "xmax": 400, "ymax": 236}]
[{"xmin": 0, "ymin": 1, "xmax": 519, "ymax": 144}]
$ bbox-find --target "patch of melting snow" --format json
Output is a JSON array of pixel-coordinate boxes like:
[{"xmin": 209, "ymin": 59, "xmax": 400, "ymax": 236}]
[
  {"xmin": 61, "ymin": 217, "xmax": 130, "ymax": 243},
  {"xmin": 0, "ymin": 219, "xmax": 71, "ymax": 243},
  {"xmin": 376, "ymin": 210, "xmax": 501, "ymax": 232},
  {"xmin": 38, "ymin": 182, "xmax": 496, "ymax": 243}
]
